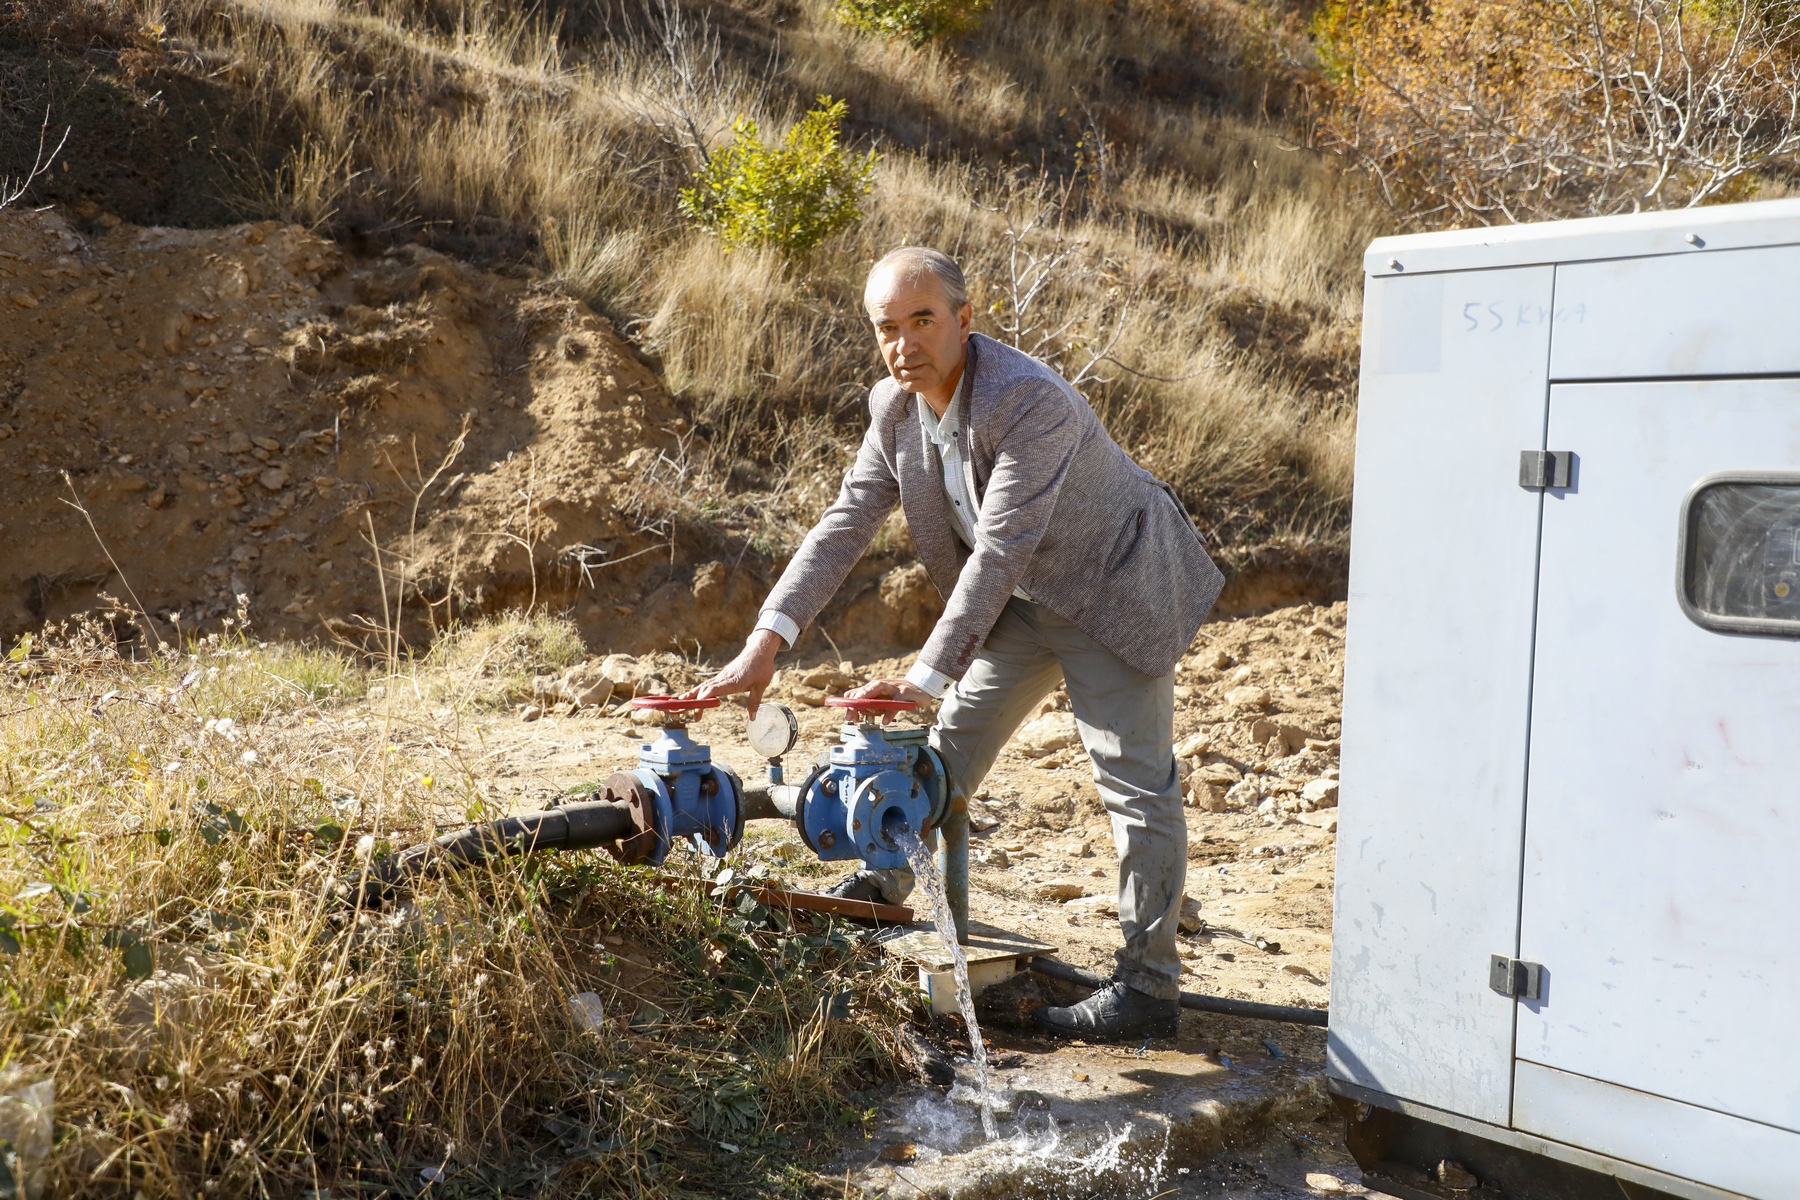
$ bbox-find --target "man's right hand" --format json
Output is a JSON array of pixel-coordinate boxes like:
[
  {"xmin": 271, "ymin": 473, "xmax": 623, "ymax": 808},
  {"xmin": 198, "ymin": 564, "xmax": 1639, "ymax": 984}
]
[{"xmin": 683, "ymin": 628, "xmax": 783, "ymax": 717}]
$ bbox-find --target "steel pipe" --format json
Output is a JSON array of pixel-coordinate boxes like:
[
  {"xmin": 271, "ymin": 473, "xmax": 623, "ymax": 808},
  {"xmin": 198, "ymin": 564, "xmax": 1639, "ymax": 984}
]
[
  {"xmin": 737, "ymin": 783, "xmax": 799, "ymax": 823},
  {"xmin": 936, "ymin": 798, "xmax": 970, "ymax": 943},
  {"xmin": 1029, "ymin": 956, "xmax": 1329, "ymax": 1028}
]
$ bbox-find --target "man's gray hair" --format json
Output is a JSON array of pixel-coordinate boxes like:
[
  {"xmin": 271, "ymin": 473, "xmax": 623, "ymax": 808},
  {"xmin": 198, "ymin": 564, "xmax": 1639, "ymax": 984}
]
[{"xmin": 867, "ymin": 246, "xmax": 968, "ymax": 310}]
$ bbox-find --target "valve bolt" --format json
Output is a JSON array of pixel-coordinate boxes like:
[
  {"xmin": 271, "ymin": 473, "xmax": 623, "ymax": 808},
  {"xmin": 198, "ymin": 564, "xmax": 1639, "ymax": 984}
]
[{"xmin": 819, "ymin": 830, "xmax": 837, "ymax": 849}]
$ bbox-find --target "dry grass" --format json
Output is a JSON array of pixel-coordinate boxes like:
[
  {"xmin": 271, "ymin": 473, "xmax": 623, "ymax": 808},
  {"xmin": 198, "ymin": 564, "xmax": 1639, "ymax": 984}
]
[
  {"xmin": 48, "ymin": 0, "xmax": 1374, "ymax": 548},
  {"xmin": 0, "ymin": 617, "xmax": 908, "ymax": 1197}
]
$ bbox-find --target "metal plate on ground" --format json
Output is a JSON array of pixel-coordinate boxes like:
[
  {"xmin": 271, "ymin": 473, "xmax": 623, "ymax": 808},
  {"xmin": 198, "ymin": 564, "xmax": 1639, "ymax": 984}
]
[{"xmin": 878, "ymin": 920, "xmax": 1056, "ymax": 971}]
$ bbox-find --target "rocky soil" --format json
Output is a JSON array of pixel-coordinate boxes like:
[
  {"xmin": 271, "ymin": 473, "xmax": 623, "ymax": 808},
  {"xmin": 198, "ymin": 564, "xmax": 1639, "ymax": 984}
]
[{"xmin": 385, "ymin": 600, "xmax": 1345, "ymax": 1021}]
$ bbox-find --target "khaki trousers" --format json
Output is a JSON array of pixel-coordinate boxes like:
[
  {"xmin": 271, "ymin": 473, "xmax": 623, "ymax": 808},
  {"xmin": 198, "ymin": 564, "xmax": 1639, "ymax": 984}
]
[{"xmin": 877, "ymin": 597, "xmax": 1188, "ymax": 1000}]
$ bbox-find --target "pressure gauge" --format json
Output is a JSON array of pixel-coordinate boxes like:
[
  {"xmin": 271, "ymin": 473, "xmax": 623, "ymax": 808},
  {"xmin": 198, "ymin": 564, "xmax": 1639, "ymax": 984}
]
[{"xmin": 747, "ymin": 702, "xmax": 799, "ymax": 759}]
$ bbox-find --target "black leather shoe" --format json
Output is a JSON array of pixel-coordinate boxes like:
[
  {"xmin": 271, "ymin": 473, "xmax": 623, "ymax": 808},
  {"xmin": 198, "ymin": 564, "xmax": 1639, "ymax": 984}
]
[
  {"xmin": 822, "ymin": 870, "xmax": 888, "ymax": 903},
  {"xmin": 1034, "ymin": 981, "xmax": 1179, "ymax": 1042}
]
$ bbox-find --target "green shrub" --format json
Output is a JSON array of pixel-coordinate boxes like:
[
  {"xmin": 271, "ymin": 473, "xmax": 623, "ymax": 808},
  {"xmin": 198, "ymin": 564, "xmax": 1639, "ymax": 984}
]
[
  {"xmin": 834, "ymin": 0, "xmax": 994, "ymax": 43},
  {"xmin": 679, "ymin": 97, "xmax": 878, "ymax": 255}
]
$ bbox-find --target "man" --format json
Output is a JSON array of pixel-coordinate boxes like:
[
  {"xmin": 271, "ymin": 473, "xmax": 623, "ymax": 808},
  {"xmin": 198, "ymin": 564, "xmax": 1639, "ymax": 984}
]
[{"xmin": 690, "ymin": 247, "xmax": 1224, "ymax": 1040}]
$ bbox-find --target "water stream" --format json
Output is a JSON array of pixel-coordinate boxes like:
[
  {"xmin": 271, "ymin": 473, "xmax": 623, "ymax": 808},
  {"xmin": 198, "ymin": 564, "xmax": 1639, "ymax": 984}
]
[{"xmin": 892, "ymin": 825, "xmax": 999, "ymax": 1140}]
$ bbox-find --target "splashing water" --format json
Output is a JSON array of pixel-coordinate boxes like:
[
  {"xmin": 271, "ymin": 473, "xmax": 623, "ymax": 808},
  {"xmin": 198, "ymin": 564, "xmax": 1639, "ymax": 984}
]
[{"xmin": 892, "ymin": 824, "xmax": 999, "ymax": 1140}]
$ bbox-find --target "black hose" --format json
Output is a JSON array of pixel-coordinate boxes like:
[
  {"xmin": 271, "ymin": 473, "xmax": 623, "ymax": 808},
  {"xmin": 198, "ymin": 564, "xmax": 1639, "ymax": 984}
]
[
  {"xmin": 1029, "ymin": 956, "xmax": 1329, "ymax": 1028},
  {"xmin": 356, "ymin": 799, "xmax": 636, "ymax": 904}
]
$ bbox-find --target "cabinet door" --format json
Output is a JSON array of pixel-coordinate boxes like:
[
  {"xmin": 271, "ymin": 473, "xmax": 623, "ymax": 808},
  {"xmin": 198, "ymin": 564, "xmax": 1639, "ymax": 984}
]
[
  {"xmin": 1519, "ymin": 380, "xmax": 1800, "ymax": 1164},
  {"xmin": 1331, "ymin": 265, "xmax": 1554, "ymax": 1124}
]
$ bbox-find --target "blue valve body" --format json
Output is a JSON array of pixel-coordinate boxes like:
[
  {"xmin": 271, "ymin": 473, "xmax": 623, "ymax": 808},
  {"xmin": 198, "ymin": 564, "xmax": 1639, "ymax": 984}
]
[
  {"xmin": 798, "ymin": 724, "xmax": 946, "ymax": 870},
  {"xmin": 628, "ymin": 725, "xmax": 741, "ymax": 866}
]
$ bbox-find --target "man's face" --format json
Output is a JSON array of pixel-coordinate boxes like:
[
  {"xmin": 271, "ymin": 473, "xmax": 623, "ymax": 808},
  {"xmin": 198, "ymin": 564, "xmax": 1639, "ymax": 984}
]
[{"xmin": 864, "ymin": 267, "xmax": 972, "ymax": 396}]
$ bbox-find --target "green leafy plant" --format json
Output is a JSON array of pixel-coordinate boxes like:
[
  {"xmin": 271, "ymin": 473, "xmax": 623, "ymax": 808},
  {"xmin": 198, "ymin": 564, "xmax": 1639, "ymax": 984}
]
[
  {"xmin": 834, "ymin": 0, "xmax": 993, "ymax": 43},
  {"xmin": 679, "ymin": 97, "xmax": 877, "ymax": 254}
]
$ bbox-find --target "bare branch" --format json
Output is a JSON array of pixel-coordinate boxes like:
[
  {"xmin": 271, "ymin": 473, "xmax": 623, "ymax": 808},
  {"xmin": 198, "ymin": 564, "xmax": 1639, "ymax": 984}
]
[{"xmin": 1, "ymin": 109, "xmax": 71, "ymax": 211}]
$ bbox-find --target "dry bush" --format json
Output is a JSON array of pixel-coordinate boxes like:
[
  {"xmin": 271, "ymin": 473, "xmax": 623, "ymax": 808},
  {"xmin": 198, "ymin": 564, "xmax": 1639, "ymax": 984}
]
[
  {"xmin": 1312, "ymin": 0, "xmax": 1800, "ymax": 226},
  {"xmin": 36, "ymin": 0, "xmax": 1367, "ymax": 547},
  {"xmin": 0, "ymin": 621, "xmax": 906, "ymax": 1197}
]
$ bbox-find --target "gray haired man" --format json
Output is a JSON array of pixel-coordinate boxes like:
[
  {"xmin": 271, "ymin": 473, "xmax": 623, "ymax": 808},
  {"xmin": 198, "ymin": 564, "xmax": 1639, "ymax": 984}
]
[{"xmin": 691, "ymin": 247, "xmax": 1224, "ymax": 1040}]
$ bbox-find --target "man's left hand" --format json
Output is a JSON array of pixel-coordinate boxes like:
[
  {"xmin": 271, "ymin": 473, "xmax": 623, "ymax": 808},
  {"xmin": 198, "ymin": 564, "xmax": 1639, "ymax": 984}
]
[{"xmin": 843, "ymin": 677, "xmax": 935, "ymax": 721}]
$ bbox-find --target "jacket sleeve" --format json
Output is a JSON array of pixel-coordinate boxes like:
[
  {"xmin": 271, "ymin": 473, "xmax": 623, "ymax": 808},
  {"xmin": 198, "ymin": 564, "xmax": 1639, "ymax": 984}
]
[
  {"xmin": 758, "ymin": 413, "xmax": 900, "ymax": 636},
  {"xmin": 916, "ymin": 380, "xmax": 1078, "ymax": 680}
]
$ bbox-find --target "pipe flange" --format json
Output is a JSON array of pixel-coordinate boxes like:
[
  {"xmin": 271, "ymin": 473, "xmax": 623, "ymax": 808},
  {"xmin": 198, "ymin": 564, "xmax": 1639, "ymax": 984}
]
[{"xmin": 601, "ymin": 770, "xmax": 670, "ymax": 865}]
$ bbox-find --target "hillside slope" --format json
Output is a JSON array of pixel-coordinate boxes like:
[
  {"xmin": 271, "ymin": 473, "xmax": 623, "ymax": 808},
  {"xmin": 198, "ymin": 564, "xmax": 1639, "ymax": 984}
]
[
  {"xmin": 2, "ymin": 0, "xmax": 1371, "ymax": 649},
  {"xmin": 0, "ymin": 206, "xmax": 940, "ymax": 650}
]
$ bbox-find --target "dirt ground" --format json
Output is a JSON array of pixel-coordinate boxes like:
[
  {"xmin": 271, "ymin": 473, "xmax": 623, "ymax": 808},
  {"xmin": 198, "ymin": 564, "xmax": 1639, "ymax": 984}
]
[
  {"xmin": 376, "ymin": 600, "xmax": 1344, "ymax": 1021},
  {"xmin": 0, "ymin": 207, "xmax": 934, "ymax": 656}
]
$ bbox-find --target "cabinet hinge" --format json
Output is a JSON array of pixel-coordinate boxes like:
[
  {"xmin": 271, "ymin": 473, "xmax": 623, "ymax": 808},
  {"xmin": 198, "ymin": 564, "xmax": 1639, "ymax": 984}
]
[
  {"xmin": 1519, "ymin": 450, "xmax": 1573, "ymax": 490},
  {"xmin": 1489, "ymin": 954, "xmax": 1543, "ymax": 1000}
]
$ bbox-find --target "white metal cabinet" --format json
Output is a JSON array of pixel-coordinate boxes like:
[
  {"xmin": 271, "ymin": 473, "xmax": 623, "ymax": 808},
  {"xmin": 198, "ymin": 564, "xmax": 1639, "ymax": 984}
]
[{"xmin": 1335, "ymin": 198, "xmax": 1800, "ymax": 1199}]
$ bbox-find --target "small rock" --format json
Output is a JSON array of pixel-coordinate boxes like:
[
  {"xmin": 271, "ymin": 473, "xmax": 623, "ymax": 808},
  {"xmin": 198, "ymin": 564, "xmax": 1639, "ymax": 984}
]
[
  {"xmin": 552, "ymin": 661, "xmax": 618, "ymax": 707},
  {"xmin": 1209, "ymin": 648, "xmax": 1232, "ymax": 669},
  {"xmin": 1174, "ymin": 731, "xmax": 1210, "ymax": 758},
  {"xmin": 1015, "ymin": 712, "xmax": 1080, "ymax": 754},
  {"xmin": 798, "ymin": 665, "xmax": 859, "ymax": 693},
  {"xmin": 520, "ymin": 705, "xmax": 543, "ymax": 722},
  {"xmin": 227, "ymin": 431, "xmax": 252, "ymax": 454},
  {"xmin": 1197, "ymin": 762, "xmax": 1242, "ymax": 785},
  {"xmin": 1297, "ymin": 811, "xmax": 1339, "ymax": 832},
  {"xmin": 1305, "ymin": 737, "xmax": 1340, "ymax": 753},
  {"xmin": 1187, "ymin": 782, "xmax": 1229, "ymax": 812},
  {"xmin": 970, "ymin": 812, "xmax": 1000, "ymax": 833},
  {"xmin": 8, "ymin": 291, "xmax": 37, "ymax": 308},
  {"xmin": 1035, "ymin": 880, "xmax": 1085, "ymax": 902},
  {"xmin": 1436, "ymin": 1160, "xmax": 1479, "ymax": 1191},
  {"xmin": 878, "ymin": 1143, "xmax": 917, "ymax": 1164},
  {"xmin": 983, "ymin": 847, "xmax": 1010, "ymax": 868},
  {"xmin": 1001, "ymin": 841, "xmax": 1025, "ymax": 853},
  {"xmin": 1225, "ymin": 685, "xmax": 1271, "ymax": 710},
  {"xmin": 1071, "ymin": 1071, "xmax": 1089, "ymax": 1083},
  {"xmin": 1178, "ymin": 895, "xmax": 1205, "ymax": 934},
  {"xmin": 251, "ymin": 435, "xmax": 281, "ymax": 452},
  {"xmin": 1304, "ymin": 1173, "xmax": 1348, "ymax": 1194},
  {"xmin": 1064, "ymin": 894, "xmax": 1117, "ymax": 917},
  {"xmin": 1226, "ymin": 779, "xmax": 1262, "ymax": 808},
  {"xmin": 974, "ymin": 969, "xmax": 1046, "ymax": 1027},
  {"xmin": 1301, "ymin": 778, "xmax": 1340, "ymax": 807},
  {"xmin": 257, "ymin": 467, "xmax": 289, "ymax": 492}
]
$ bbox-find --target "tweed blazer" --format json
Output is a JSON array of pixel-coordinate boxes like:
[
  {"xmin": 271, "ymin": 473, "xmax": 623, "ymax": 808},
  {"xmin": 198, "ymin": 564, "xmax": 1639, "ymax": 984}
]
[{"xmin": 763, "ymin": 334, "xmax": 1225, "ymax": 681}]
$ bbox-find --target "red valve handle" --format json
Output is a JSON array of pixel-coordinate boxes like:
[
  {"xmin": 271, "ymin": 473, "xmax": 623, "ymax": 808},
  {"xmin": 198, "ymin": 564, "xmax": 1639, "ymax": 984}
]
[
  {"xmin": 825, "ymin": 696, "xmax": 918, "ymax": 712},
  {"xmin": 630, "ymin": 695, "xmax": 721, "ymax": 712}
]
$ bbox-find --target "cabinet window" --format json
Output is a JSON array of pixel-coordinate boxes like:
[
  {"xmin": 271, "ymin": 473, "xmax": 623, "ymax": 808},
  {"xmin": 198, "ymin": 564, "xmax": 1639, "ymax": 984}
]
[{"xmin": 1679, "ymin": 475, "xmax": 1800, "ymax": 636}]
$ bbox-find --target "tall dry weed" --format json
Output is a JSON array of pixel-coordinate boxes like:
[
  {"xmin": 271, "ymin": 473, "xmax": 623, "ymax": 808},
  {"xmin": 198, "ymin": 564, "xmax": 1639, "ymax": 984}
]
[{"xmin": 0, "ymin": 618, "xmax": 906, "ymax": 1196}]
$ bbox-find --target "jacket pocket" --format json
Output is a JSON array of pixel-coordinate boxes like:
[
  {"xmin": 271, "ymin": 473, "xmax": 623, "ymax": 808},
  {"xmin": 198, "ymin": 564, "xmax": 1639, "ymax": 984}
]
[
  {"xmin": 1157, "ymin": 482, "xmax": 1206, "ymax": 546},
  {"xmin": 1106, "ymin": 507, "xmax": 1147, "ymax": 573}
]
